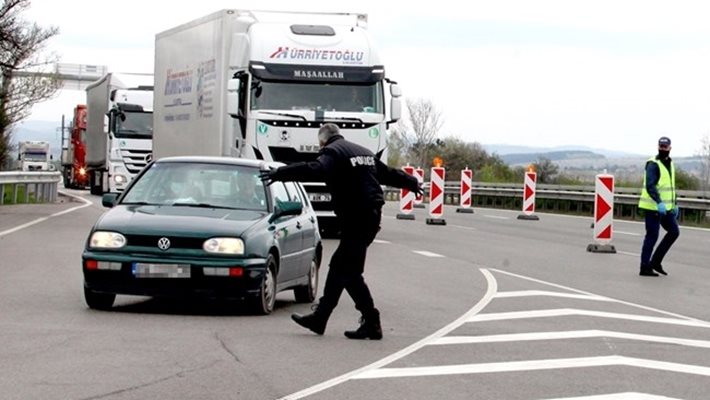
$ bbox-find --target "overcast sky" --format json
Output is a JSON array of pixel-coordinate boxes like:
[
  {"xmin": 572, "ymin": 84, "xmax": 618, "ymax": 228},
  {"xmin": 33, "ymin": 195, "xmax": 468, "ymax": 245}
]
[{"xmin": 23, "ymin": 0, "xmax": 710, "ymax": 157}]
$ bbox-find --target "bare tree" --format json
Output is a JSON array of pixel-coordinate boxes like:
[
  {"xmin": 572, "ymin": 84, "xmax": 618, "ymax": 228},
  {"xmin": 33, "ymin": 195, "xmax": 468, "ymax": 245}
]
[
  {"xmin": 0, "ymin": 0, "xmax": 61, "ymax": 169},
  {"xmin": 533, "ymin": 156, "xmax": 559, "ymax": 184},
  {"xmin": 401, "ymin": 98, "xmax": 443, "ymax": 168}
]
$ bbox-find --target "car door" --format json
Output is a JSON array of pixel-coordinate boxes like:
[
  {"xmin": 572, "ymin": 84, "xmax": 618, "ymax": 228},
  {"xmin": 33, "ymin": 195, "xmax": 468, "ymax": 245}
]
[
  {"xmin": 269, "ymin": 182, "xmax": 302, "ymax": 283},
  {"xmin": 284, "ymin": 181, "xmax": 316, "ymax": 276}
]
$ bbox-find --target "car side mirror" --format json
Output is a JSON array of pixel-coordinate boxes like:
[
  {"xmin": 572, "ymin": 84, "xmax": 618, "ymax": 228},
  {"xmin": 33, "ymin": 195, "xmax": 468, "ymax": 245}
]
[
  {"xmin": 269, "ymin": 200, "xmax": 303, "ymax": 223},
  {"xmin": 102, "ymin": 193, "xmax": 119, "ymax": 208}
]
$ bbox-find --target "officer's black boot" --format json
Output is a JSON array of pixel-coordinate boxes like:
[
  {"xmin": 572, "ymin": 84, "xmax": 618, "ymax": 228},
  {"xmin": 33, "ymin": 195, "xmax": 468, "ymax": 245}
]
[
  {"xmin": 291, "ymin": 305, "xmax": 330, "ymax": 335},
  {"xmin": 651, "ymin": 263, "xmax": 668, "ymax": 276},
  {"xmin": 344, "ymin": 309, "xmax": 382, "ymax": 340},
  {"xmin": 639, "ymin": 264, "xmax": 659, "ymax": 277}
]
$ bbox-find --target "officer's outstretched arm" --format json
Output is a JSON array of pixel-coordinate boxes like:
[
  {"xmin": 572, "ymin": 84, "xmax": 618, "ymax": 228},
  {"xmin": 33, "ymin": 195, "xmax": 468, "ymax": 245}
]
[
  {"xmin": 375, "ymin": 159, "xmax": 419, "ymax": 192},
  {"xmin": 271, "ymin": 153, "xmax": 333, "ymax": 183}
]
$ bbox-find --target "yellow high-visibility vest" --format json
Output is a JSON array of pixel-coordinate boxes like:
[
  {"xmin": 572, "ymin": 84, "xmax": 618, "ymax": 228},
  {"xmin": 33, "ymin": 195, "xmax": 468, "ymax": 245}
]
[{"xmin": 638, "ymin": 157, "xmax": 676, "ymax": 211}]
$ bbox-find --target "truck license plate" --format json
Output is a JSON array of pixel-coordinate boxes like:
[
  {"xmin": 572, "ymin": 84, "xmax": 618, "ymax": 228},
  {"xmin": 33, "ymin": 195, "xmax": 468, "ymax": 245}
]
[{"xmin": 133, "ymin": 263, "xmax": 191, "ymax": 278}]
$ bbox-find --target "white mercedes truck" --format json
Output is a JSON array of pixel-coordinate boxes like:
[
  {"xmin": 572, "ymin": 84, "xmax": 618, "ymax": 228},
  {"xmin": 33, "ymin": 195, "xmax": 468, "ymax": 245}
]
[
  {"xmin": 85, "ymin": 73, "xmax": 154, "ymax": 195},
  {"xmin": 18, "ymin": 141, "xmax": 51, "ymax": 171},
  {"xmin": 153, "ymin": 10, "xmax": 402, "ymax": 234}
]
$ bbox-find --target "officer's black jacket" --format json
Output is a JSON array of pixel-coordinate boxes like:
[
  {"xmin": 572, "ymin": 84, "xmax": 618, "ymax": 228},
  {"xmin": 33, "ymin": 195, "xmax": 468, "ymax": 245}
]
[{"xmin": 271, "ymin": 134, "xmax": 419, "ymax": 217}]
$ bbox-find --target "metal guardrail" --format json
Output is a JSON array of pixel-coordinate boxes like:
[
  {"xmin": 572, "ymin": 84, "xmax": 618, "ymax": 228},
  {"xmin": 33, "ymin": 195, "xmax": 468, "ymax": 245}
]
[
  {"xmin": 384, "ymin": 181, "xmax": 710, "ymax": 213},
  {"xmin": 0, "ymin": 171, "xmax": 62, "ymax": 205}
]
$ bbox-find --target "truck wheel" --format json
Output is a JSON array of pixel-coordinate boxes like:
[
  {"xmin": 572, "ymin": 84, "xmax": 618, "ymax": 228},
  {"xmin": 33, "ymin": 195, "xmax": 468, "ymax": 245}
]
[
  {"xmin": 84, "ymin": 287, "xmax": 115, "ymax": 310},
  {"xmin": 248, "ymin": 255, "xmax": 277, "ymax": 315},
  {"xmin": 294, "ymin": 253, "xmax": 319, "ymax": 303}
]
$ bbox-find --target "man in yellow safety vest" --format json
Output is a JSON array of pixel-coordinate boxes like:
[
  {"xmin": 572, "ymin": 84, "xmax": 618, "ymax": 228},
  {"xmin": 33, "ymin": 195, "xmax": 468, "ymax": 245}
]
[{"xmin": 637, "ymin": 136, "xmax": 680, "ymax": 277}]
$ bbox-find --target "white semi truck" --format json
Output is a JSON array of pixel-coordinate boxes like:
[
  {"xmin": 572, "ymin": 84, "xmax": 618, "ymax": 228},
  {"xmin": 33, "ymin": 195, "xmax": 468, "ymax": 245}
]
[
  {"xmin": 18, "ymin": 141, "xmax": 51, "ymax": 171},
  {"xmin": 85, "ymin": 73, "xmax": 154, "ymax": 195},
  {"xmin": 153, "ymin": 10, "xmax": 402, "ymax": 233}
]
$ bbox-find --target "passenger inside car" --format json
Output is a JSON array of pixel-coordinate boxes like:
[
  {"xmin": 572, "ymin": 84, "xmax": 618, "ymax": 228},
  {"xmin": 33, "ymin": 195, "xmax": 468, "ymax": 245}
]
[{"xmin": 234, "ymin": 171, "xmax": 265, "ymax": 210}]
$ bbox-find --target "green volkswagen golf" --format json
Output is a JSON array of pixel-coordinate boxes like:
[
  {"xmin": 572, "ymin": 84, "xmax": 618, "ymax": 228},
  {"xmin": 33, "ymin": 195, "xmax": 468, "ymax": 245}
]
[{"xmin": 82, "ymin": 156, "xmax": 322, "ymax": 314}]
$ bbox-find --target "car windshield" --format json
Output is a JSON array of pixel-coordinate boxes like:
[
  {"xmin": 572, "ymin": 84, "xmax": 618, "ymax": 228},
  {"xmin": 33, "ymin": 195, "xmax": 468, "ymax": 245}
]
[
  {"xmin": 121, "ymin": 162, "xmax": 268, "ymax": 211},
  {"xmin": 251, "ymin": 79, "xmax": 384, "ymax": 113}
]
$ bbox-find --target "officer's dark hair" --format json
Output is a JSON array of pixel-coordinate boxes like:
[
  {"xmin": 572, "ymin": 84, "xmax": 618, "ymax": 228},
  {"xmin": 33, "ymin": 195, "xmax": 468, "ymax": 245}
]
[{"xmin": 318, "ymin": 123, "xmax": 340, "ymax": 145}]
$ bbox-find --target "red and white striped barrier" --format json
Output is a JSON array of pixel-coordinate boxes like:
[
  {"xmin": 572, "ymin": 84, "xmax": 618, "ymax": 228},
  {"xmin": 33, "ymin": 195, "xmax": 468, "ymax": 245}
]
[
  {"xmin": 396, "ymin": 165, "xmax": 416, "ymax": 220},
  {"xmin": 456, "ymin": 168, "xmax": 474, "ymax": 213},
  {"xmin": 426, "ymin": 165, "xmax": 446, "ymax": 225},
  {"xmin": 413, "ymin": 167, "xmax": 425, "ymax": 208},
  {"xmin": 517, "ymin": 171, "xmax": 540, "ymax": 220},
  {"xmin": 587, "ymin": 174, "xmax": 617, "ymax": 253}
]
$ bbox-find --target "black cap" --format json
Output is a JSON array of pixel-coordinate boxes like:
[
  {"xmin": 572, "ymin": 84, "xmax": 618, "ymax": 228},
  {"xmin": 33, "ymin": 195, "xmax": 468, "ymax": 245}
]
[{"xmin": 658, "ymin": 136, "xmax": 671, "ymax": 147}]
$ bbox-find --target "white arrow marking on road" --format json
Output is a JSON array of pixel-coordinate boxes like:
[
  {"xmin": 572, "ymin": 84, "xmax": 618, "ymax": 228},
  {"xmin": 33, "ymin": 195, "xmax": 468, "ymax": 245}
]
[
  {"xmin": 430, "ymin": 330, "xmax": 710, "ymax": 349},
  {"xmin": 466, "ymin": 308, "xmax": 710, "ymax": 328},
  {"xmin": 412, "ymin": 250, "xmax": 445, "ymax": 258},
  {"xmin": 352, "ymin": 355, "xmax": 710, "ymax": 379},
  {"xmin": 495, "ymin": 290, "xmax": 612, "ymax": 301},
  {"xmin": 541, "ymin": 393, "xmax": 681, "ymax": 400}
]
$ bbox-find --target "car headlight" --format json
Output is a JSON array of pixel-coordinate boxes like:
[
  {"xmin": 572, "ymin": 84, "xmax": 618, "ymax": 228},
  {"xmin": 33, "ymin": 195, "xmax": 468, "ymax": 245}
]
[
  {"xmin": 89, "ymin": 231, "xmax": 127, "ymax": 249},
  {"xmin": 203, "ymin": 238, "xmax": 244, "ymax": 255}
]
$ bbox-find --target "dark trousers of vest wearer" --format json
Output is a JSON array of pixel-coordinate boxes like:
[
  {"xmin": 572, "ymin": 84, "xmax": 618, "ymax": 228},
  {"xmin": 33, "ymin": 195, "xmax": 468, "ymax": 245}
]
[
  {"xmin": 317, "ymin": 208, "xmax": 382, "ymax": 319},
  {"xmin": 641, "ymin": 211, "xmax": 680, "ymax": 267}
]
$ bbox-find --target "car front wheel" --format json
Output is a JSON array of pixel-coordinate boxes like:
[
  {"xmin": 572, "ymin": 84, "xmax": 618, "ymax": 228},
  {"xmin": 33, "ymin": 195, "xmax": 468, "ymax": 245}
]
[
  {"xmin": 84, "ymin": 286, "xmax": 115, "ymax": 310},
  {"xmin": 294, "ymin": 253, "xmax": 319, "ymax": 303},
  {"xmin": 249, "ymin": 256, "xmax": 277, "ymax": 315}
]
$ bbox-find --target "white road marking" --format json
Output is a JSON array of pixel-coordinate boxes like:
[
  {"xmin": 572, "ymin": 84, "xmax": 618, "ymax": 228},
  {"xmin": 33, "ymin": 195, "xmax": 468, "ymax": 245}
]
[
  {"xmin": 544, "ymin": 393, "xmax": 681, "ymax": 400},
  {"xmin": 412, "ymin": 250, "xmax": 445, "ymax": 258},
  {"xmin": 614, "ymin": 230, "xmax": 642, "ymax": 236},
  {"xmin": 467, "ymin": 308, "xmax": 710, "ymax": 328},
  {"xmin": 483, "ymin": 215, "xmax": 509, "ymax": 220},
  {"xmin": 430, "ymin": 330, "xmax": 710, "ymax": 349},
  {"xmin": 0, "ymin": 191, "xmax": 92, "ymax": 237},
  {"xmin": 352, "ymin": 355, "xmax": 710, "ymax": 379},
  {"xmin": 276, "ymin": 269, "xmax": 498, "ymax": 400},
  {"xmin": 490, "ymin": 268, "xmax": 708, "ymax": 324},
  {"xmin": 373, "ymin": 239, "xmax": 390, "ymax": 244},
  {"xmin": 617, "ymin": 250, "xmax": 640, "ymax": 257},
  {"xmin": 449, "ymin": 224, "xmax": 476, "ymax": 231},
  {"xmin": 495, "ymin": 290, "xmax": 612, "ymax": 302}
]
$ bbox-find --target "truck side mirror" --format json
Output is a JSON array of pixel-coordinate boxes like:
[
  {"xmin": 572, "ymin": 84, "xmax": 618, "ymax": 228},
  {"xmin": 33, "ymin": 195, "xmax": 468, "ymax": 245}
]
[
  {"xmin": 227, "ymin": 78, "xmax": 240, "ymax": 118},
  {"xmin": 389, "ymin": 83, "xmax": 402, "ymax": 123}
]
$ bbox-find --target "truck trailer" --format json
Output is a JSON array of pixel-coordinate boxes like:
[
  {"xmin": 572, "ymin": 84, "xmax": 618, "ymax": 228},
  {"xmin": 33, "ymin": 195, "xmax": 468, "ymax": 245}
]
[
  {"xmin": 61, "ymin": 104, "xmax": 89, "ymax": 188},
  {"xmin": 153, "ymin": 10, "xmax": 402, "ymax": 233},
  {"xmin": 18, "ymin": 141, "xmax": 51, "ymax": 171},
  {"xmin": 85, "ymin": 73, "xmax": 154, "ymax": 195}
]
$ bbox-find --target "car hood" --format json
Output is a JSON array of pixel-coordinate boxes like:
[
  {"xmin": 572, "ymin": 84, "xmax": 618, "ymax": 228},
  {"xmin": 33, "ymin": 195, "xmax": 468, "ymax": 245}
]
[{"xmin": 95, "ymin": 205, "xmax": 266, "ymax": 237}]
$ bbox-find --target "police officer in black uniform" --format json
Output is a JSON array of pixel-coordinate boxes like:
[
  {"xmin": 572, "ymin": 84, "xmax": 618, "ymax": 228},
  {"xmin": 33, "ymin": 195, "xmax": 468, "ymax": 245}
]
[{"xmin": 260, "ymin": 123, "xmax": 421, "ymax": 340}]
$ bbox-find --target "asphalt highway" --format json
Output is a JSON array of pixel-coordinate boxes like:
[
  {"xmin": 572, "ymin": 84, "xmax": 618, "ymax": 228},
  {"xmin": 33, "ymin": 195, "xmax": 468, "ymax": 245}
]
[{"xmin": 1, "ymin": 191, "xmax": 709, "ymax": 400}]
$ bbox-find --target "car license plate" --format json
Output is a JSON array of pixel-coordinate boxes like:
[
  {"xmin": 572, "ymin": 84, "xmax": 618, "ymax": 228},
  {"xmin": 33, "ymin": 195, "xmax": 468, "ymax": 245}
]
[
  {"xmin": 133, "ymin": 263, "xmax": 191, "ymax": 278},
  {"xmin": 308, "ymin": 192, "xmax": 331, "ymax": 202}
]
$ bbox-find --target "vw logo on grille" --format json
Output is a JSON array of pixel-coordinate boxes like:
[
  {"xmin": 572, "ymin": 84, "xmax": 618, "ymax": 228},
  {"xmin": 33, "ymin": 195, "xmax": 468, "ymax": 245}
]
[
  {"xmin": 145, "ymin": 153, "xmax": 153, "ymax": 164},
  {"xmin": 157, "ymin": 237, "xmax": 171, "ymax": 251}
]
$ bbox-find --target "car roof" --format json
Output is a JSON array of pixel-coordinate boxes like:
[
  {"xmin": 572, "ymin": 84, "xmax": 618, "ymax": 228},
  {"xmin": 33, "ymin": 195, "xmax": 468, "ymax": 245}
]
[{"xmin": 155, "ymin": 156, "xmax": 284, "ymax": 169}]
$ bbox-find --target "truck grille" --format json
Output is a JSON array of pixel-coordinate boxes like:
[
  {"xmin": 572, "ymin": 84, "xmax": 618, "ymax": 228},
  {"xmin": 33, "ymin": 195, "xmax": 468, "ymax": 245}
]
[{"xmin": 120, "ymin": 149, "xmax": 152, "ymax": 174}]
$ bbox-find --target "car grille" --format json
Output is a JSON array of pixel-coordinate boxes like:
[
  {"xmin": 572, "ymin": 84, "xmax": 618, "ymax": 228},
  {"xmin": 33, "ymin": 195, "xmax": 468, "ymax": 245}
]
[
  {"xmin": 120, "ymin": 149, "xmax": 152, "ymax": 174},
  {"xmin": 125, "ymin": 234, "xmax": 204, "ymax": 250}
]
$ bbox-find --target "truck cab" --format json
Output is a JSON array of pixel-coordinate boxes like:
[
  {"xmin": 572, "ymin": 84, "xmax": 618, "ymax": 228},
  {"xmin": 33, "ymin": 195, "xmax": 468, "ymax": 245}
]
[{"xmin": 19, "ymin": 141, "xmax": 51, "ymax": 171}]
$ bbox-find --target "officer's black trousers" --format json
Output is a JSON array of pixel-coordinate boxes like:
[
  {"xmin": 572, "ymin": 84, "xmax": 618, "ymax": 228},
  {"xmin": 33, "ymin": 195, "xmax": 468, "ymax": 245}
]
[{"xmin": 317, "ymin": 208, "xmax": 381, "ymax": 318}]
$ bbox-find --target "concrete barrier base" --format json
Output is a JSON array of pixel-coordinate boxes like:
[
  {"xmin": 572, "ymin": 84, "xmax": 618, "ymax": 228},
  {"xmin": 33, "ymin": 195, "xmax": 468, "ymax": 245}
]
[
  {"xmin": 587, "ymin": 243, "xmax": 617, "ymax": 253},
  {"xmin": 517, "ymin": 214, "xmax": 540, "ymax": 220},
  {"xmin": 396, "ymin": 214, "xmax": 416, "ymax": 220},
  {"xmin": 426, "ymin": 218, "xmax": 447, "ymax": 225}
]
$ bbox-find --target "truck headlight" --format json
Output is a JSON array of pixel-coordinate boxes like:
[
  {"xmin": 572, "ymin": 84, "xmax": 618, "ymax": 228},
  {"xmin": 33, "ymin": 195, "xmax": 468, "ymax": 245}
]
[
  {"xmin": 203, "ymin": 238, "xmax": 244, "ymax": 255},
  {"xmin": 114, "ymin": 174, "xmax": 128, "ymax": 184},
  {"xmin": 89, "ymin": 231, "xmax": 127, "ymax": 249}
]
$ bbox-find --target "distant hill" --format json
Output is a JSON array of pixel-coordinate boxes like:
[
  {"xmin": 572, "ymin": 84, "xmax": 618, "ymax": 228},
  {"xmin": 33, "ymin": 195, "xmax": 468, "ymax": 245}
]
[
  {"xmin": 500, "ymin": 150, "xmax": 605, "ymax": 166},
  {"xmin": 484, "ymin": 144, "xmax": 643, "ymax": 158}
]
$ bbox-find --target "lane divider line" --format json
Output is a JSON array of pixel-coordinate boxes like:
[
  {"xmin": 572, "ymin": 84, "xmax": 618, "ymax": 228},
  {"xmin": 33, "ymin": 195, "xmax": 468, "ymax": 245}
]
[
  {"xmin": 466, "ymin": 308, "xmax": 710, "ymax": 328},
  {"xmin": 489, "ymin": 268, "xmax": 710, "ymax": 324},
  {"xmin": 412, "ymin": 250, "xmax": 445, "ymax": 258},
  {"xmin": 430, "ymin": 329, "xmax": 710, "ymax": 349},
  {"xmin": 0, "ymin": 191, "xmax": 93, "ymax": 238},
  {"xmin": 495, "ymin": 290, "xmax": 612, "ymax": 302},
  {"xmin": 543, "ymin": 392, "xmax": 682, "ymax": 400},
  {"xmin": 351, "ymin": 355, "xmax": 710, "ymax": 380},
  {"xmin": 276, "ymin": 268, "xmax": 498, "ymax": 400}
]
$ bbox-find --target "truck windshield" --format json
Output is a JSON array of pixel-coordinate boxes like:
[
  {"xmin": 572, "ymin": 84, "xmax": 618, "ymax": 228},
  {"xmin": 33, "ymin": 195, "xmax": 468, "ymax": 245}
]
[
  {"xmin": 23, "ymin": 151, "xmax": 47, "ymax": 161},
  {"xmin": 115, "ymin": 111, "xmax": 153, "ymax": 139},
  {"xmin": 251, "ymin": 80, "xmax": 384, "ymax": 114}
]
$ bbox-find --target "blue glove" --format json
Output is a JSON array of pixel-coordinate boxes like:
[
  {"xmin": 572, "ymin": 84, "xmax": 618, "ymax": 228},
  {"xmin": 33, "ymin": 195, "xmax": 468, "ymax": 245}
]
[
  {"xmin": 657, "ymin": 202, "xmax": 667, "ymax": 215},
  {"xmin": 672, "ymin": 207, "xmax": 680, "ymax": 220}
]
